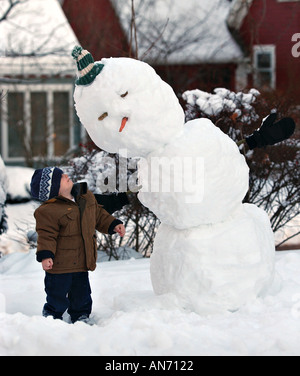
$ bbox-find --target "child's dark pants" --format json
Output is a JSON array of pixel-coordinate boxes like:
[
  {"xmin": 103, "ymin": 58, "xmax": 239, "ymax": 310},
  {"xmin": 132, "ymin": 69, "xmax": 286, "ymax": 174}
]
[{"xmin": 43, "ymin": 272, "xmax": 92, "ymax": 323}]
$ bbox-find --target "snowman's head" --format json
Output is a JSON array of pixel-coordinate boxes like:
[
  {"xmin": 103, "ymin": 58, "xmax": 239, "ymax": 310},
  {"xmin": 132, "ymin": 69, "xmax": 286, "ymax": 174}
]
[{"xmin": 72, "ymin": 47, "xmax": 184, "ymax": 158}]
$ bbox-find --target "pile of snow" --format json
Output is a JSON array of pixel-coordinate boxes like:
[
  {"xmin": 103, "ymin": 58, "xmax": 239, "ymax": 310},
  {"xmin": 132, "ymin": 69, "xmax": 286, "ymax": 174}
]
[
  {"xmin": 0, "ymin": 202, "xmax": 37, "ymax": 256},
  {"xmin": 0, "ymin": 165, "xmax": 35, "ymax": 254},
  {"xmin": 1, "ymin": 247, "xmax": 300, "ymax": 356},
  {"xmin": 6, "ymin": 166, "xmax": 34, "ymax": 202}
]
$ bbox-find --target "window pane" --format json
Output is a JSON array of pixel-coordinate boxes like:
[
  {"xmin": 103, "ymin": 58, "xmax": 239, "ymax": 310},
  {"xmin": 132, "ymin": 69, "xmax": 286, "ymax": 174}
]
[
  {"xmin": 7, "ymin": 92, "xmax": 25, "ymax": 158},
  {"xmin": 53, "ymin": 92, "xmax": 70, "ymax": 156},
  {"xmin": 258, "ymin": 71, "xmax": 272, "ymax": 87},
  {"xmin": 31, "ymin": 92, "xmax": 47, "ymax": 158},
  {"xmin": 257, "ymin": 53, "xmax": 271, "ymax": 69}
]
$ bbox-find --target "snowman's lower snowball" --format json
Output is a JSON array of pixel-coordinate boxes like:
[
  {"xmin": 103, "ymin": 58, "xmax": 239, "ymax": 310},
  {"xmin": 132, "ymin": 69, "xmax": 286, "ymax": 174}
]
[{"xmin": 150, "ymin": 204, "xmax": 275, "ymax": 314}]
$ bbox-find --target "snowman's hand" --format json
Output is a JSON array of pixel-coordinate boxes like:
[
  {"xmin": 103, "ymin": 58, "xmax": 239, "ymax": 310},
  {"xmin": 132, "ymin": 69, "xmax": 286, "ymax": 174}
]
[{"xmin": 245, "ymin": 113, "xmax": 295, "ymax": 150}]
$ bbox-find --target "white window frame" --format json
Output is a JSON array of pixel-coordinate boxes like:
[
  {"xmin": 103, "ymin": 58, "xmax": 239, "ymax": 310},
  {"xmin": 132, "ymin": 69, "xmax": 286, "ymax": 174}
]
[
  {"xmin": 0, "ymin": 83, "xmax": 75, "ymax": 163},
  {"xmin": 253, "ymin": 45, "xmax": 276, "ymax": 90}
]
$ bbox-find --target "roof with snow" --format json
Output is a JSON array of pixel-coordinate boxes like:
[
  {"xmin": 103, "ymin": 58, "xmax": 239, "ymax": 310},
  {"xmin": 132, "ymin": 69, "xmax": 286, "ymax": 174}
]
[
  {"xmin": 111, "ymin": 0, "xmax": 243, "ymax": 64},
  {"xmin": 0, "ymin": 0, "xmax": 78, "ymax": 77}
]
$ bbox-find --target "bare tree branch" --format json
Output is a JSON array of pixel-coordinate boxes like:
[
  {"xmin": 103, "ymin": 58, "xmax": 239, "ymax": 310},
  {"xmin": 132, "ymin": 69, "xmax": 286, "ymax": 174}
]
[{"xmin": 0, "ymin": 0, "xmax": 28, "ymax": 22}]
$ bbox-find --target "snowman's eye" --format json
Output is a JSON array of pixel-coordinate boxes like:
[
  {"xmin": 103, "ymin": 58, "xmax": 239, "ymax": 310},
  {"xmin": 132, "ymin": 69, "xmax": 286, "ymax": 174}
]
[
  {"xmin": 98, "ymin": 112, "xmax": 108, "ymax": 121},
  {"xmin": 120, "ymin": 91, "xmax": 128, "ymax": 98}
]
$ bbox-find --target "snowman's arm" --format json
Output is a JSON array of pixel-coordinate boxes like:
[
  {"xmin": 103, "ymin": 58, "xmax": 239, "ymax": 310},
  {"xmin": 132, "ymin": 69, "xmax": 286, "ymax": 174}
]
[
  {"xmin": 94, "ymin": 192, "xmax": 129, "ymax": 214},
  {"xmin": 237, "ymin": 113, "xmax": 295, "ymax": 150}
]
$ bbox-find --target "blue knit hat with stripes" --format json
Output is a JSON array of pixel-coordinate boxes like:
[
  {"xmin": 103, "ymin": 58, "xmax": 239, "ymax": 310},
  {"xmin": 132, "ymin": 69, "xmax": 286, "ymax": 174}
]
[{"xmin": 30, "ymin": 167, "xmax": 63, "ymax": 201}]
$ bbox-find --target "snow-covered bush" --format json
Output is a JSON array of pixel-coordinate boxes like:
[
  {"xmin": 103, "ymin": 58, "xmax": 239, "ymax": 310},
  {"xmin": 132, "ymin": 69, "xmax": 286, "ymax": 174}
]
[
  {"xmin": 65, "ymin": 146, "xmax": 138, "ymax": 194},
  {"xmin": 182, "ymin": 88, "xmax": 300, "ymax": 248},
  {"xmin": 183, "ymin": 87, "xmax": 261, "ymax": 144},
  {"xmin": 183, "ymin": 87, "xmax": 260, "ymax": 124},
  {"xmin": 66, "ymin": 145, "xmax": 159, "ymax": 258}
]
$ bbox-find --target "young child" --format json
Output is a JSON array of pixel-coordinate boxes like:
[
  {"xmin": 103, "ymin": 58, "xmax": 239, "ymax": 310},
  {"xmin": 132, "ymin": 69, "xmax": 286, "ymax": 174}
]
[{"xmin": 30, "ymin": 167, "xmax": 125, "ymax": 324}]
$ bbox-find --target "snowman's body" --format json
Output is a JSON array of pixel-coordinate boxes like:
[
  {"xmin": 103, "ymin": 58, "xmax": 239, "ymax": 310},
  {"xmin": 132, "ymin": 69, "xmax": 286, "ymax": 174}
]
[{"xmin": 74, "ymin": 56, "xmax": 275, "ymax": 314}]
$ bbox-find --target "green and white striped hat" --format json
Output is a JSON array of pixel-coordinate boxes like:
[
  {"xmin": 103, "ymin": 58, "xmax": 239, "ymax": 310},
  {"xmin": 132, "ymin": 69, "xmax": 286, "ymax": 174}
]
[{"xmin": 71, "ymin": 46, "xmax": 104, "ymax": 86}]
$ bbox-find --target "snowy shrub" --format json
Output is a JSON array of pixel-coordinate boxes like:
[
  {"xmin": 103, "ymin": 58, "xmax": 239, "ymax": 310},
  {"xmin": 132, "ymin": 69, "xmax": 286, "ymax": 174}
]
[
  {"xmin": 183, "ymin": 87, "xmax": 261, "ymax": 144},
  {"xmin": 66, "ymin": 145, "xmax": 139, "ymax": 194},
  {"xmin": 183, "ymin": 87, "xmax": 260, "ymax": 125},
  {"xmin": 99, "ymin": 193, "xmax": 160, "ymax": 260},
  {"xmin": 66, "ymin": 145, "xmax": 160, "ymax": 259},
  {"xmin": 182, "ymin": 88, "xmax": 300, "ymax": 248}
]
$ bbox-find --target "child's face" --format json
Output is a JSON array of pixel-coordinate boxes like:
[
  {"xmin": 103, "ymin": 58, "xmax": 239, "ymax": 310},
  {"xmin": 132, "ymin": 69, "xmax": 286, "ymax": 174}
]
[{"xmin": 58, "ymin": 173, "xmax": 74, "ymax": 196}]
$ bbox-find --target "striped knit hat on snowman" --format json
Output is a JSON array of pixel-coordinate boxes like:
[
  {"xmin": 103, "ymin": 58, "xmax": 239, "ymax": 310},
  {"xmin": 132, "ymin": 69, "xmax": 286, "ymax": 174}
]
[{"xmin": 71, "ymin": 46, "xmax": 104, "ymax": 86}]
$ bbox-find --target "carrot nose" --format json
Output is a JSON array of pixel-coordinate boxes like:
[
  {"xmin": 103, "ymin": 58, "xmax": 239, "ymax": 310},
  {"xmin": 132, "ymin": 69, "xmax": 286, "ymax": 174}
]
[{"xmin": 119, "ymin": 117, "xmax": 128, "ymax": 132}]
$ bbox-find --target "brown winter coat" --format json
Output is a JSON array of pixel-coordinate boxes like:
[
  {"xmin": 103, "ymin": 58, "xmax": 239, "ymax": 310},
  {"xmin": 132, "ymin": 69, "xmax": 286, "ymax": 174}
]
[{"xmin": 34, "ymin": 183, "xmax": 120, "ymax": 274}]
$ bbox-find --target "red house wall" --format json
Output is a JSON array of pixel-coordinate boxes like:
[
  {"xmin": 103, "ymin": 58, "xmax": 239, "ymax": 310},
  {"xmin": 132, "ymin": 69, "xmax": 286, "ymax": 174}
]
[
  {"xmin": 155, "ymin": 63, "xmax": 237, "ymax": 96},
  {"xmin": 239, "ymin": 0, "xmax": 300, "ymax": 98},
  {"xmin": 62, "ymin": 0, "xmax": 129, "ymax": 60}
]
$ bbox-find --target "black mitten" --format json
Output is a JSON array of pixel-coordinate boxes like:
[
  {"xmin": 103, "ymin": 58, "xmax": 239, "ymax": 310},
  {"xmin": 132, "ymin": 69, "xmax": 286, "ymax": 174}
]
[{"xmin": 245, "ymin": 113, "xmax": 295, "ymax": 150}]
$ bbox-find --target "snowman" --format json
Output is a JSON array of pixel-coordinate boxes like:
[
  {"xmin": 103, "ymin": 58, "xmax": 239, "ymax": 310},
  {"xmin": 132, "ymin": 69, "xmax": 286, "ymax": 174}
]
[{"xmin": 71, "ymin": 46, "xmax": 287, "ymax": 314}]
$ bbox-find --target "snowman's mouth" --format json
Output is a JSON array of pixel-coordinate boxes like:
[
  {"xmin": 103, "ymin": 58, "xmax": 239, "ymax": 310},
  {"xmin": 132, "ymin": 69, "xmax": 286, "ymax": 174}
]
[{"xmin": 119, "ymin": 117, "xmax": 128, "ymax": 133}]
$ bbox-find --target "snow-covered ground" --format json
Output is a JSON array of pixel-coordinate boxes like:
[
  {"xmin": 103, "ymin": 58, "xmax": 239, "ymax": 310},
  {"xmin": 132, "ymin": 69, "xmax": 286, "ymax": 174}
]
[
  {"xmin": 1, "ymin": 170, "xmax": 300, "ymax": 356},
  {"xmin": 1, "ymin": 201, "xmax": 300, "ymax": 356},
  {"xmin": 1, "ymin": 246, "xmax": 300, "ymax": 356}
]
